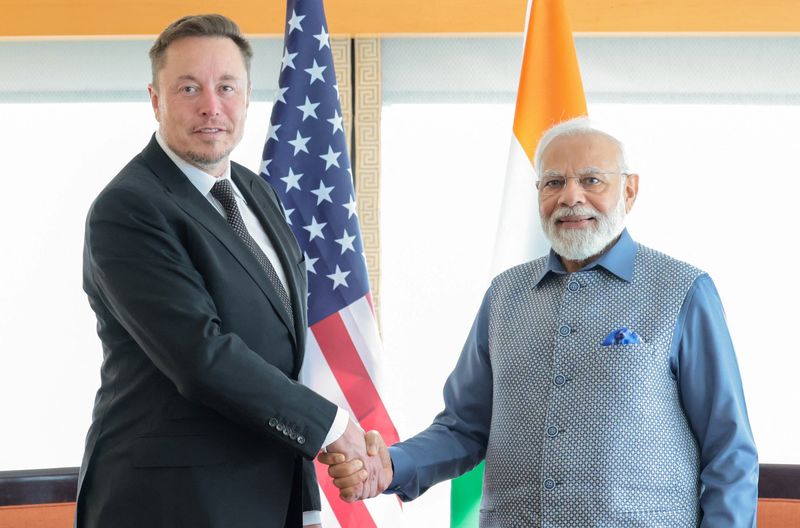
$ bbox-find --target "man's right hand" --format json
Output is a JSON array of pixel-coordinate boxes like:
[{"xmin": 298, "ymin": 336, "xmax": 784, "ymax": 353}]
[{"xmin": 320, "ymin": 428, "xmax": 392, "ymax": 502}]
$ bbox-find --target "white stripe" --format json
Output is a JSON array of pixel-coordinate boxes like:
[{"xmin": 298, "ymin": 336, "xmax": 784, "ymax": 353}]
[
  {"xmin": 339, "ymin": 297, "xmax": 384, "ymax": 389},
  {"xmin": 491, "ymin": 134, "xmax": 550, "ymax": 276}
]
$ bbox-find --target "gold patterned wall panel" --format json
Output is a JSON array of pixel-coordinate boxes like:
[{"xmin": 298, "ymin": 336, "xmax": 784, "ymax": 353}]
[
  {"xmin": 330, "ymin": 37, "xmax": 353, "ymax": 159},
  {"xmin": 354, "ymin": 37, "xmax": 382, "ymax": 323}
]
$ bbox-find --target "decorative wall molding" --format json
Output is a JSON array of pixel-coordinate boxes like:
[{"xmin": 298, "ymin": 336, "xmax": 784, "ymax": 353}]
[{"xmin": 353, "ymin": 37, "xmax": 382, "ymax": 322}]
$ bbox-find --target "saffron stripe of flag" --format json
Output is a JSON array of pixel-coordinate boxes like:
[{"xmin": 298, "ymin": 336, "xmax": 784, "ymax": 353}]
[
  {"xmin": 262, "ymin": 0, "xmax": 401, "ymax": 525},
  {"xmin": 451, "ymin": 0, "xmax": 588, "ymax": 525}
]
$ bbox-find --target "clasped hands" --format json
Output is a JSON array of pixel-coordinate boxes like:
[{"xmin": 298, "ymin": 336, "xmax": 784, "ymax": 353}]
[{"xmin": 319, "ymin": 419, "xmax": 392, "ymax": 502}]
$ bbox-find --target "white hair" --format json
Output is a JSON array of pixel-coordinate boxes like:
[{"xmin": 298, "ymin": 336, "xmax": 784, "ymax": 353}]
[{"xmin": 533, "ymin": 117, "xmax": 629, "ymax": 178}]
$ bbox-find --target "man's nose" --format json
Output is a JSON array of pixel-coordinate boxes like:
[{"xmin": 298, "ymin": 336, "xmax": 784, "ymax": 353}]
[
  {"xmin": 557, "ymin": 177, "xmax": 586, "ymax": 207},
  {"xmin": 199, "ymin": 90, "xmax": 221, "ymax": 117}
]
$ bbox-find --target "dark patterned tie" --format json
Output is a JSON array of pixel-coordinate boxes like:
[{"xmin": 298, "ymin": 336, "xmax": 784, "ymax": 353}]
[{"xmin": 210, "ymin": 179, "xmax": 293, "ymax": 322}]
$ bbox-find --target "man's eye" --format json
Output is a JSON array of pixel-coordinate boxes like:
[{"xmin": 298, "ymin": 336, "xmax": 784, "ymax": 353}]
[
  {"xmin": 220, "ymin": 85, "xmax": 234, "ymax": 92},
  {"xmin": 582, "ymin": 176, "xmax": 602, "ymax": 186},
  {"xmin": 180, "ymin": 86, "xmax": 198, "ymax": 94},
  {"xmin": 544, "ymin": 178, "xmax": 564, "ymax": 188}
]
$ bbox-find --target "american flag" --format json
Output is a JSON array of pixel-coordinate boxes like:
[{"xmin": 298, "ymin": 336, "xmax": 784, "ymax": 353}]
[{"xmin": 261, "ymin": 1, "xmax": 401, "ymax": 526}]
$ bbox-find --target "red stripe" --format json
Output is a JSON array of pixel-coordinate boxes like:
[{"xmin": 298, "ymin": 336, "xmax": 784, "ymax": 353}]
[
  {"xmin": 311, "ymin": 310, "xmax": 400, "ymax": 444},
  {"xmin": 315, "ymin": 459, "xmax": 377, "ymax": 528},
  {"xmin": 365, "ymin": 292, "xmax": 374, "ymax": 315}
]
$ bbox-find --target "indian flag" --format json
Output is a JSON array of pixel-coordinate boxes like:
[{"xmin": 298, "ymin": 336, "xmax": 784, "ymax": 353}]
[{"xmin": 450, "ymin": 0, "xmax": 587, "ymax": 524}]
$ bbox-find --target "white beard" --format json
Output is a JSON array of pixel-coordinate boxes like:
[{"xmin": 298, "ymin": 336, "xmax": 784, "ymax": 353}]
[{"xmin": 541, "ymin": 192, "xmax": 627, "ymax": 261}]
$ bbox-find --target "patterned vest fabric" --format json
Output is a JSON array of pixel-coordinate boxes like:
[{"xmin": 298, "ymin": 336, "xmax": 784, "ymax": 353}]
[{"xmin": 481, "ymin": 244, "xmax": 703, "ymax": 527}]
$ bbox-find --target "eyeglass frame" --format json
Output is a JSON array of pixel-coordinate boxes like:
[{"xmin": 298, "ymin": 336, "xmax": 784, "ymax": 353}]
[{"xmin": 535, "ymin": 168, "xmax": 630, "ymax": 195}]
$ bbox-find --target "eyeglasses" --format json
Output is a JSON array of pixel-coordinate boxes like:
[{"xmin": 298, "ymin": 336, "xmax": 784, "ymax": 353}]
[{"xmin": 535, "ymin": 170, "xmax": 628, "ymax": 197}]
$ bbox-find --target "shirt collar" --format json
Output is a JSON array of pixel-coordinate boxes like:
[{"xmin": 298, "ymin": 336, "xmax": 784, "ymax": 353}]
[
  {"xmin": 155, "ymin": 131, "xmax": 241, "ymax": 199},
  {"xmin": 532, "ymin": 228, "xmax": 637, "ymax": 286}
]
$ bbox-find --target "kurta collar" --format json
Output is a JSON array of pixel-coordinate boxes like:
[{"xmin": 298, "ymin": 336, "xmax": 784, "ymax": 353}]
[{"xmin": 533, "ymin": 228, "xmax": 637, "ymax": 286}]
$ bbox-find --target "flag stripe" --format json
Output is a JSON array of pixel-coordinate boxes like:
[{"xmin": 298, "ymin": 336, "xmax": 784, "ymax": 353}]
[
  {"xmin": 311, "ymin": 309, "xmax": 400, "ymax": 442},
  {"xmin": 513, "ymin": 0, "xmax": 587, "ymax": 160},
  {"xmin": 339, "ymin": 297, "xmax": 385, "ymax": 394}
]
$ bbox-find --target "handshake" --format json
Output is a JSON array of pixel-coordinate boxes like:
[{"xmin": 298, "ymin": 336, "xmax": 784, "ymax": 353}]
[{"xmin": 319, "ymin": 418, "xmax": 393, "ymax": 502}]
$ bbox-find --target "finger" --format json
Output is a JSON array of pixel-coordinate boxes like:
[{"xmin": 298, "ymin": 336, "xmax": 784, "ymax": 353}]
[
  {"xmin": 327, "ymin": 459, "xmax": 363, "ymax": 478},
  {"xmin": 333, "ymin": 469, "xmax": 368, "ymax": 489},
  {"xmin": 339, "ymin": 483, "xmax": 363, "ymax": 503},
  {"xmin": 317, "ymin": 452, "xmax": 346, "ymax": 465}
]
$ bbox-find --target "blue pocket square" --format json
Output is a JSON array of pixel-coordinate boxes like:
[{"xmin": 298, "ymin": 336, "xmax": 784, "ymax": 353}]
[{"xmin": 601, "ymin": 327, "xmax": 641, "ymax": 346}]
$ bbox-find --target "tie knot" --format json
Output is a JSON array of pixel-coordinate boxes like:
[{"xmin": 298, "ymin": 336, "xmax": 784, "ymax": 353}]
[{"xmin": 210, "ymin": 178, "xmax": 235, "ymax": 201}]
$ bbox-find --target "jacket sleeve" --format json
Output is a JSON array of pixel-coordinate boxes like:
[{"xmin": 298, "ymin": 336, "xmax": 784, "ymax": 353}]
[{"xmin": 85, "ymin": 184, "xmax": 337, "ymax": 458}]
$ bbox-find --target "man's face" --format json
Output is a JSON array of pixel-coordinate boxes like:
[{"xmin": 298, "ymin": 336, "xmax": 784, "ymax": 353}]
[
  {"xmin": 148, "ymin": 36, "xmax": 250, "ymax": 177},
  {"xmin": 538, "ymin": 133, "xmax": 639, "ymax": 262}
]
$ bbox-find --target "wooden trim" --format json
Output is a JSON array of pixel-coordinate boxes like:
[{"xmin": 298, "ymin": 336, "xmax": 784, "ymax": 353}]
[
  {"xmin": 2, "ymin": 0, "xmax": 799, "ymax": 38},
  {"xmin": 0, "ymin": 468, "xmax": 77, "ymax": 506}
]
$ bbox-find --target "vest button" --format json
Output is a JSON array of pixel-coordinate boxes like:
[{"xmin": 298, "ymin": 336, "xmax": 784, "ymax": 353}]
[
  {"xmin": 567, "ymin": 280, "xmax": 580, "ymax": 292},
  {"xmin": 546, "ymin": 426, "xmax": 559, "ymax": 437},
  {"xmin": 558, "ymin": 324, "xmax": 571, "ymax": 337},
  {"xmin": 553, "ymin": 374, "xmax": 567, "ymax": 386},
  {"xmin": 543, "ymin": 478, "xmax": 556, "ymax": 490}
]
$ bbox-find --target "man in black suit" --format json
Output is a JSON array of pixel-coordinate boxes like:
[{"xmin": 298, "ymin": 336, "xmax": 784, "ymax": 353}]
[{"xmin": 76, "ymin": 14, "xmax": 386, "ymax": 527}]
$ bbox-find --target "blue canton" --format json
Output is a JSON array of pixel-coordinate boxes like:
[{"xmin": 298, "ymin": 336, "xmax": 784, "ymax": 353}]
[{"xmin": 261, "ymin": 0, "xmax": 368, "ymax": 326}]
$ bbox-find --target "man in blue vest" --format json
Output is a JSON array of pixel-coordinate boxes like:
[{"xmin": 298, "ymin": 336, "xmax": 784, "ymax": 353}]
[{"xmin": 321, "ymin": 117, "xmax": 758, "ymax": 526}]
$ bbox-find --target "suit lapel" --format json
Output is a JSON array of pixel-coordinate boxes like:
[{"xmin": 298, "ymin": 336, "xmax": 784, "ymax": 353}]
[
  {"xmin": 234, "ymin": 167, "xmax": 308, "ymax": 358},
  {"xmin": 138, "ymin": 136, "xmax": 298, "ymax": 345}
]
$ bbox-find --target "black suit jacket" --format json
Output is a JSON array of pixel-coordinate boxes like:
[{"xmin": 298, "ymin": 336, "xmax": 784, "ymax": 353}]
[{"xmin": 76, "ymin": 136, "xmax": 337, "ymax": 527}]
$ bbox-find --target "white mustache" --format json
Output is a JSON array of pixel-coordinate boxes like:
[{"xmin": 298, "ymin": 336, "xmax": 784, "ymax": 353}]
[{"xmin": 550, "ymin": 205, "xmax": 600, "ymax": 222}]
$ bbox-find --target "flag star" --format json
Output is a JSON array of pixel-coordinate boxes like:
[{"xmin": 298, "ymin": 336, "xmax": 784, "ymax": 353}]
[
  {"xmin": 342, "ymin": 195, "xmax": 358, "ymax": 218},
  {"xmin": 288, "ymin": 131, "xmax": 311, "ymax": 155},
  {"xmin": 304, "ymin": 60, "xmax": 327, "ymax": 84},
  {"xmin": 304, "ymin": 251, "xmax": 319, "ymax": 274},
  {"xmin": 280, "ymin": 168, "xmax": 303, "ymax": 192},
  {"xmin": 283, "ymin": 208, "xmax": 295, "ymax": 225},
  {"xmin": 296, "ymin": 96, "xmax": 320, "ymax": 121},
  {"xmin": 274, "ymin": 86, "xmax": 289, "ymax": 104},
  {"xmin": 314, "ymin": 26, "xmax": 330, "ymax": 50},
  {"xmin": 281, "ymin": 48, "xmax": 298, "ymax": 71},
  {"xmin": 310, "ymin": 180, "xmax": 335, "ymax": 205},
  {"xmin": 260, "ymin": 158, "xmax": 272, "ymax": 176},
  {"xmin": 267, "ymin": 121, "xmax": 281, "ymax": 142},
  {"xmin": 319, "ymin": 146, "xmax": 342, "ymax": 170},
  {"xmin": 327, "ymin": 111, "xmax": 344, "ymax": 134},
  {"xmin": 303, "ymin": 217, "xmax": 327, "ymax": 241},
  {"xmin": 327, "ymin": 265, "xmax": 351, "ymax": 290},
  {"xmin": 333, "ymin": 84, "xmax": 340, "ymax": 100},
  {"xmin": 334, "ymin": 229, "xmax": 357, "ymax": 255},
  {"xmin": 287, "ymin": 9, "xmax": 305, "ymax": 33}
]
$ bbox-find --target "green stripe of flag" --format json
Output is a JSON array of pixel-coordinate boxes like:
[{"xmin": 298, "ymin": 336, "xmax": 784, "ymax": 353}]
[{"xmin": 450, "ymin": 461, "xmax": 484, "ymax": 527}]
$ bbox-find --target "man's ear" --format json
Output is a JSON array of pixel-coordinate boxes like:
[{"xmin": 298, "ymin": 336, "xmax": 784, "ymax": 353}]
[
  {"xmin": 147, "ymin": 84, "xmax": 161, "ymax": 122},
  {"xmin": 624, "ymin": 173, "xmax": 639, "ymax": 213}
]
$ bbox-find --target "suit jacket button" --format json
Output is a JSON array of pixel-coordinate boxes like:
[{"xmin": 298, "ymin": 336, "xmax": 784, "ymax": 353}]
[
  {"xmin": 268, "ymin": 418, "xmax": 278, "ymax": 428},
  {"xmin": 276, "ymin": 423, "xmax": 285, "ymax": 432},
  {"xmin": 289, "ymin": 431, "xmax": 298, "ymax": 440},
  {"xmin": 282, "ymin": 428, "xmax": 290, "ymax": 436},
  {"xmin": 297, "ymin": 436, "xmax": 306, "ymax": 445}
]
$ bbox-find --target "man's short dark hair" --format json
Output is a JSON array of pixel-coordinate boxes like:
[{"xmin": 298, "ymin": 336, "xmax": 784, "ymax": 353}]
[{"xmin": 149, "ymin": 14, "xmax": 253, "ymax": 87}]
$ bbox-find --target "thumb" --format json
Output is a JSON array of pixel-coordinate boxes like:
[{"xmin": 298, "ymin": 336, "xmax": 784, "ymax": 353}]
[{"xmin": 365, "ymin": 430, "xmax": 384, "ymax": 456}]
